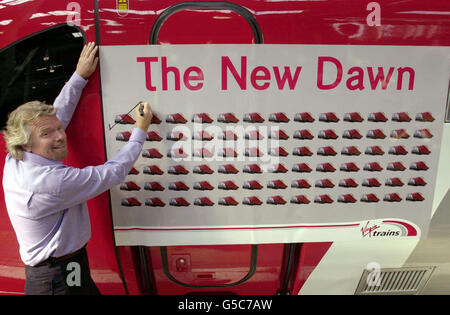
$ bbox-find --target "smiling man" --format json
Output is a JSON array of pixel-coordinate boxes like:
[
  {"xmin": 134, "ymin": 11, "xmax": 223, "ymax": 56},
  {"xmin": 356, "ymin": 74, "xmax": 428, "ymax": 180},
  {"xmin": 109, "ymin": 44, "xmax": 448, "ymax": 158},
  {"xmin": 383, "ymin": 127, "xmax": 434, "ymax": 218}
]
[{"xmin": 2, "ymin": 42, "xmax": 153, "ymax": 295}]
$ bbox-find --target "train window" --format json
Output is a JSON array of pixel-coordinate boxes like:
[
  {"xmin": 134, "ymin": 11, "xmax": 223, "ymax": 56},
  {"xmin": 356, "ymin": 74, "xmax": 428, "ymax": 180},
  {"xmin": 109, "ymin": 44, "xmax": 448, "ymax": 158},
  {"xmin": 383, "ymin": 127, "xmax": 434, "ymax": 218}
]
[{"xmin": 0, "ymin": 25, "xmax": 85, "ymax": 130}]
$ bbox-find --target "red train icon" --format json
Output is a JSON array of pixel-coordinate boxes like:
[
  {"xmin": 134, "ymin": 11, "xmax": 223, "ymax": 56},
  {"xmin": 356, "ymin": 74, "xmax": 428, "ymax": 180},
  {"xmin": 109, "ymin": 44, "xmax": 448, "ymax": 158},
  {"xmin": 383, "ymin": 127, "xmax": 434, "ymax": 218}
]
[
  {"xmin": 220, "ymin": 130, "xmax": 238, "ymax": 140},
  {"xmin": 406, "ymin": 192, "xmax": 425, "ymax": 202},
  {"xmin": 243, "ymin": 196, "xmax": 263, "ymax": 206},
  {"xmin": 116, "ymin": 131, "xmax": 131, "ymax": 141},
  {"xmin": 317, "ymin": 146, "xmax": 337, "ymax": 156},
  {"xmin": 290, "ymin": 195, "xmax": 311, "ymax": 204},
  {"xmin": 292, "ymin": 163, "xmax": 312, "ymax": 173},
  {"xmin": 245, "ymin": 147, "xmax": 264, "ymax": 157},
  {"xmin": 319, "ymin": 112, "xmax": 339, "ymax": 123},
  {"xmin": 411, "ymin": 145, "xmax": 431, "ymax": 155},
  {"xmin": 338, "ymin": 178, "xmax": 358, "ymax": 188},
  {"xmin": 269, "ymin": 163, "xmax": 288, "ymax": 173},
  {"xmin": 383, "ymin": 193, "xmax": 402, "ymax": 202},
  {"xmin": 291, "ymin": 179, "xmax": 311, "ymax": 189},
  {"xmin": 167, "ymin": 130, "xmax": 187, "ymax": 141},
  {"xmin": 168, "ymin": 165, "xmax": 189, "ymax": 175},
  {"xmin": 217, "ymin": 112, "xmax": 239, "ymax": 123},
  {"xmin": 121, "ymin": 197, "xmax": 141, "ymax": 207},
  {"xmin": 387, "ymin": 162, "xmax": 406, "ymax": 171},
  {"xmin": 245, "ymin": 129, "xmax": 264, "ymax": 140},
  {"xmin": 218, "ymin": 164, "xmax": 239, "ymax": 174},
  {"xmin": 192, "ymin": 113, "xmax": 213, "ymax": 123},
  {"xmin": 267, "ymin": 179, "xmax": 288, "ymax": 189},
  {"xmin": 414, "ymin": 129, "xmax": 433, "ymax": 139},
  {"xmin": 193, "ymin": 181, "xmax": 214, "ymax": 191},
  {"xmin": 167, "ymin": 147, "xmax": 189, "ymax": 158},
  {"xmin": 166, "ymin": 113, "xmax": 187, "ymax": 123},
  {"xmin": 128, "ymin": 167, "xmax": 140, "ymax": 175},
  {"xmin": 340, "ymin": 162, "xmax": 360, "ymax": 172},
  {"xmin": 390, "ymin": 129, "xmax": 409, "ymax": 139},
  {"xmin": 143, "ymin": 165, "xmax": 164, "ymax": 175},
  {"xmin": 218, "ymin": 196, "xmax": 239, "ymax": 206},
  {"xmin": 392, "ymin": 112, "xmax": 411, "ymax": 122},
  {"xmin": 144, "ymin": 182, "xmax": 165, "ymax": 191},
  {"xmin": 269, "ymin": 112, "xmax": 290, "ymax": 123},
  {"xmin": 269, "ymin": 129, "xmax": 289, "ymax": 140},
  {"xmin": 218, "ymin": 180, "xmax": 239, "ymax": 190},
  {"xmin": 193, "ymin": 164, "xmax": 214, "ymax": 174},
  {"xmin": 145, "ymin": 198, "xmax": 165, "ymax": 207},
  {"xmin": 318, "ymin": 129, "xmax": 338, "ymax": 139},
  {"xmin": 389, "ymin": 145, "xmax": 408, "ymax": 155},
  {"xmin": 361, "ymin": 194, "xmax": 379, "ymax": 203},
  {"xmin": 194, "ymin": 197, "xmax": 215, "ymax": 206},
  {"xmin": 146, "ymin": 131, "xmax": 162, "ymax": 142},
  {"xmin": 243, "ymin": 180, "xmax": 264, "ymax": 190},
  {"xmin": 363, "ymin": 162, "xmax": 383, "ymax": 172},
  {"xmin": 415, "ymin": 112, "xmax": 434, "ymax": 122},
  {"xmin": 368, "ymin": 112, "xmax": 388, "ymax": 122},
  {"xmin": 268, "ymin": 146, "xmax": 288, "ymax": 157},
  {"xmin": 293, "ymin": 129, "xmax": 314, "ymax": 140},
  {"xmin": 193, "ymin": 130, "xmax": 213, "ymax": 141},
  {"xmin": 316, "ymin": 162, "xmax": 336, "ymax": 172},
  {"xmin": 120, "ymin": 181, "xmax": 141, "ymax": 191},
  {"xmin": 243, "ymin": 112, "xmax": 265, "ymax": 123},
  {"xmin": 294, "ymin": 112, "xmax": 315, "ymax": 122},
  {"xmin": 267, "ymin": 195, "xmax": 287, "ymax": 205},
  {"xmin": 385, "ymin": 177, "xmax": 404, "ymax": 187},
  {"xmin": 243, "ymin": 164, "xmax": 263, "ymax": 174},
  {"xmin": 341, "ymin": 146, "xmax": 361, "ymax": 156},
  {"xmin": 114, "ymin": 114, "xmax": 135, "ymax": 124},
  {"xmin": 168, "ymin": 181, "xmax": 190, "ymax": 191},
  {"xmin": 170, "ymin": 197, "xmax": 190, "ymax": 207},
  {"xmin": 366, "ymin": 129, "xmax": 386, "ymax": 139},
  {"xmin": 362, "ymin": 178, "xmax": 381, "ymax": 187},
  {"xmin": 408, "ymin": 177, "xmax": 427, "ymax": 186},
  {"xmin": 337, "ymin": 194, "xmax": 357, "ymax": 203},
  {"xmin": 365, "ymin": 145, "xmax": 384, "ymax": 155},
  {"xmin": 293, "ymin": 146, "xmax": 313, "ymax": 156},
  {"xmin": 142, "ymin": 148, "xmax": 163, "ymax": 159},
  {"xmin": 410, "ymin": 161, "xmax": 429, "ymax": 171},
  {"xmin": 343, "ymin": 129, "xmax": 362, "ymax": 139},
  {"xmin": 315, "ymin": 179, "xmax": 334, "ymax": 188},
  {"xmin": 343, "ymin": 112, "xmax": 364, "ymax": 122},
  {"xmin": 314, "ymin": 194, "xmax": 333, "ymax": 204}
]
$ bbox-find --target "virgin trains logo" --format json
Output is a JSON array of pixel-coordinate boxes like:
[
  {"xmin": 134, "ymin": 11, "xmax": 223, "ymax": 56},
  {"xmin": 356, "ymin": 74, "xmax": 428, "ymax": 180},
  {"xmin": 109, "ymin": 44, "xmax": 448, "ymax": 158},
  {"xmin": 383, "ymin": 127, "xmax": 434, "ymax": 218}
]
[{"xmin": 360, "ymin": 220, "xmax": 419, "ymax": 238}]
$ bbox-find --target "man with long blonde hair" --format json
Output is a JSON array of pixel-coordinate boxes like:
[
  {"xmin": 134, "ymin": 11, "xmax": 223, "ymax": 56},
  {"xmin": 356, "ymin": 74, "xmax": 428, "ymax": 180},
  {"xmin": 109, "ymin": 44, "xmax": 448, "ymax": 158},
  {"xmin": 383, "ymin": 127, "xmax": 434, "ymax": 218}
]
[{"xmin": 2, "ymin": 42, "xmax": 153, "ymax": 295}]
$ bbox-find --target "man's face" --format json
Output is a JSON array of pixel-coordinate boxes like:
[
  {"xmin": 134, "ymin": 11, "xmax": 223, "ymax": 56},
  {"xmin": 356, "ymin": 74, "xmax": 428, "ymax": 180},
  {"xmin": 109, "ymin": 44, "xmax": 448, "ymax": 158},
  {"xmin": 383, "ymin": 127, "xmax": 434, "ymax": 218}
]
[{"xmin": 23, "ymin": 115, "xmax": 68, "ymax": 161}]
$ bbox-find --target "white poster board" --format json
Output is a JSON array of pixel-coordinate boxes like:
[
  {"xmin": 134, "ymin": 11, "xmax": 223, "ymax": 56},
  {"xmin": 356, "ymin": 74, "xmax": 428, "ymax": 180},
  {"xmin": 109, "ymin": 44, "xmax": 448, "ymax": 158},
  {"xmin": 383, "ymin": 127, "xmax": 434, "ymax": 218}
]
[{"xmin": 99, "ymin": 45, "xmax": 450, "ymax": 246}]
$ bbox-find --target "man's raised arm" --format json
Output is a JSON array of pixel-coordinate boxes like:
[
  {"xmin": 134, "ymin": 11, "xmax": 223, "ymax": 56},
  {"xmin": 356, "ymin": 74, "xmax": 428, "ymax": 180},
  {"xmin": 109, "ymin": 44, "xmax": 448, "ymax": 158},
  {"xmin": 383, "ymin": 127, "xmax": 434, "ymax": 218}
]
[{"xmin": 54, "ymin": 42, "xmax": 99, "ymax": 130}]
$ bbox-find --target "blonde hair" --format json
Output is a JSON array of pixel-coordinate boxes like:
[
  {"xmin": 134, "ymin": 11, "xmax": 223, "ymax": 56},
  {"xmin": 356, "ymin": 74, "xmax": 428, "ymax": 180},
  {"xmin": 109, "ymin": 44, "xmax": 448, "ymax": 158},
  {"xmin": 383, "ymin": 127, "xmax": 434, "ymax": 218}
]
[{"xmin": 4, "ymin": 101, "xmax": 57, "ymax": 160}]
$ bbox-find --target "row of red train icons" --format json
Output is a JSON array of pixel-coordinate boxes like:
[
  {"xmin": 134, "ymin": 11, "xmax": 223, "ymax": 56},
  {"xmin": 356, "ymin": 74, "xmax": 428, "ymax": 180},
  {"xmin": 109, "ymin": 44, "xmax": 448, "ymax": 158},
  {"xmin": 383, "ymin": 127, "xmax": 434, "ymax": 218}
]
[
  {"xmin": 116, "ymin": 128, "xmax": 433, "ymax": 142},
  {"xmin": 114, "ymin": 111, "xmax": 435, "ymax": 125},
  {"xmin": 120, "ymin": 176, "xmax": 427, "ymax": 191},
  {"xmin": 120, "ymin": 192, "xmax": 425, "ymax": 207},
  {"xmin": 127, "ymin": 144, "xmax": 431, "ymax": 159},
  {"xmin": 128, "ymin": 160, "xmax": 429, "ymax": 176}
]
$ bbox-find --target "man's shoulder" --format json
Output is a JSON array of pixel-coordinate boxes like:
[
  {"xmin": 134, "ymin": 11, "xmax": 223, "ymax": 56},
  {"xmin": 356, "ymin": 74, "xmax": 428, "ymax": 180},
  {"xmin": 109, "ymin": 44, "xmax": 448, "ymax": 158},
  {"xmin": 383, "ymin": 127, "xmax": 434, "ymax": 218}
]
[{"xmin": 4, "ymin": 155, "xmax": 68, "ymax": 194}]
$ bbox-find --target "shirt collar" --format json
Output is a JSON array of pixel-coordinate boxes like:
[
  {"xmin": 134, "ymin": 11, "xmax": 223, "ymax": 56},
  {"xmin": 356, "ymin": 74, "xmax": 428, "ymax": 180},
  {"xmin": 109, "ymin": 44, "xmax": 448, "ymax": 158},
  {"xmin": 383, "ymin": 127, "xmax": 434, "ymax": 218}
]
[{"xmin": 22, "ymin": 151, "xmax": 64, "ymax": 166}]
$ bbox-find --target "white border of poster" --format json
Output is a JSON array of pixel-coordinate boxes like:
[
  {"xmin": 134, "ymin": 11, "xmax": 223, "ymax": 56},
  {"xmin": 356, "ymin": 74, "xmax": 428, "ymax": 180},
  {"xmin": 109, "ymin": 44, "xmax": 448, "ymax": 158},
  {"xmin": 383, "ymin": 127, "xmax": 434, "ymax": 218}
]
[{"xmin": 99, "ymin": 44, "xmax": 450, "ymax": 246}]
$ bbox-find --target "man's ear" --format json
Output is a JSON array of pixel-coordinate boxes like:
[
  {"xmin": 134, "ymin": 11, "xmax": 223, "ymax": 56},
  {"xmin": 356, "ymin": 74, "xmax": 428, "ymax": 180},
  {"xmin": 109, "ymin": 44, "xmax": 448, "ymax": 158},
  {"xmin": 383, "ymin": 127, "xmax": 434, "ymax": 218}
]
[{"xmin": 22, "ymin": 144, "xmax": 32, "ymax": 153}]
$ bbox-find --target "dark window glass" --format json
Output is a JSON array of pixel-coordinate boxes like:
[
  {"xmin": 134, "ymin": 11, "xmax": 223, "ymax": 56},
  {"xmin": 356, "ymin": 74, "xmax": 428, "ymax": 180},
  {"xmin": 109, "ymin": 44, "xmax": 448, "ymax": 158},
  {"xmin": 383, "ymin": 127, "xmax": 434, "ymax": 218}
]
[{"xmin": 0, "ymin": 25, "xmax": 85, "ymax": 129}]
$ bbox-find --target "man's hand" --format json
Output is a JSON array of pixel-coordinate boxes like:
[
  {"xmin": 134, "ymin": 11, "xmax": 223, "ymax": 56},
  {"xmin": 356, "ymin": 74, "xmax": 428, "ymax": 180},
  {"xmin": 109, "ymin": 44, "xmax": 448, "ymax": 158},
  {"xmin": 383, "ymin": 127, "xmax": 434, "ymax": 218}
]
[
  {"xmin": 76, "ymin": 42, "xmax": 99, "ymax": 80},
  {"xmin": 135, "ymin": 102, "xmax": 153, "ymax": 132}
]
